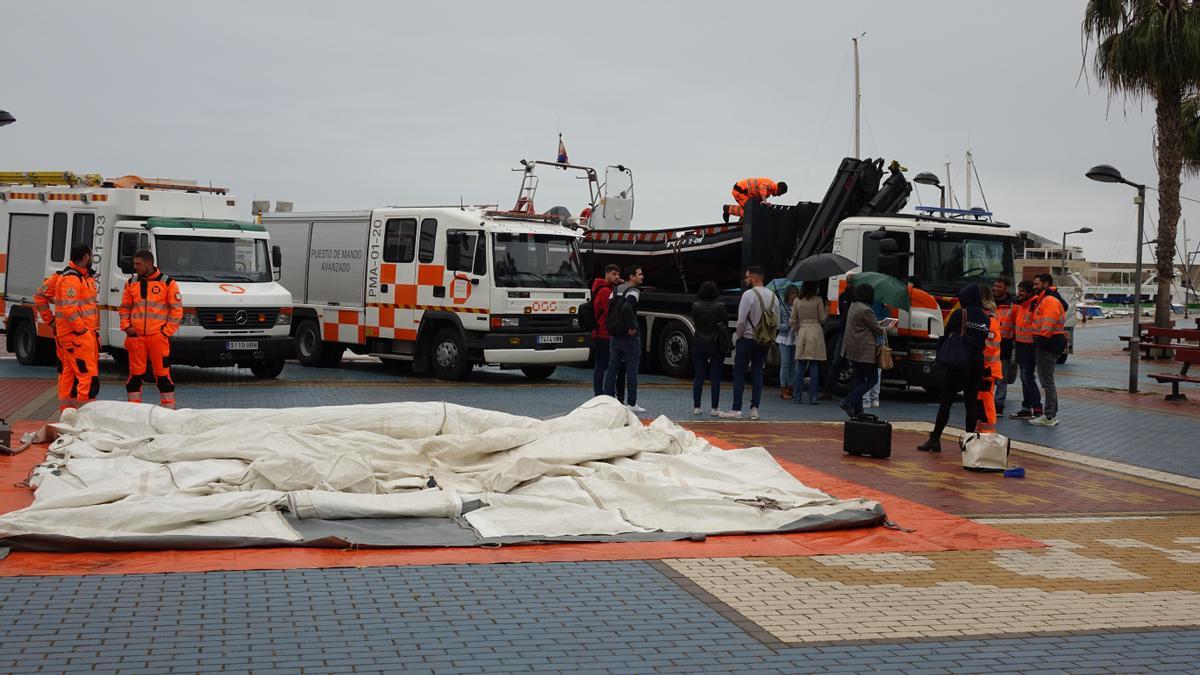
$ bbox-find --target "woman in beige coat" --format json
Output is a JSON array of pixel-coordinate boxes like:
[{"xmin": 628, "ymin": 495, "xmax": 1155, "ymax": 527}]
[{"xmin": 791, "ymin": 281, "xmax": 827, "ymax": 404}]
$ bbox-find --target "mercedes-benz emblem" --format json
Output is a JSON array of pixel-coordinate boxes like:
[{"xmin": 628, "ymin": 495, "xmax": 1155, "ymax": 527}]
[{"xmin": 234, "ymin": 310, "xmax": 248, "ymax": 326}]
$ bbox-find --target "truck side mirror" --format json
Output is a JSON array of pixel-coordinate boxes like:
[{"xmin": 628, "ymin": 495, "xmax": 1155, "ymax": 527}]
[{"xmin": 272, "ymin": 245, "xmax": 282, "ymax": 269}]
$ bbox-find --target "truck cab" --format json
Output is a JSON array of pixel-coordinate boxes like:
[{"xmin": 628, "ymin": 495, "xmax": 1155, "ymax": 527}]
[
  {"xmin": 1, "ymin": 172, "xmax": 294, "ymax": 377},
  {"xmin": 829, "ymin": 211, "xmax": 1019, "ymax": 392}
]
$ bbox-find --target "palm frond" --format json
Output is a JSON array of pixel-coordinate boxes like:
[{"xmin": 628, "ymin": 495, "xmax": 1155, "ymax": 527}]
[{"xmin": 1183, "ymin": 92, "xmax": 1200, "ymax": 178}]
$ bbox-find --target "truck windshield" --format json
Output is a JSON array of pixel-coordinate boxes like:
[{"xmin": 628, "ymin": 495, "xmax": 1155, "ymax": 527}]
[
  {"xmin": 915, "ymin": 232, "xmax": 1014, "ymax": 295},
  {"xmin": 155, "ymin": 235, "xmax": 271, "ymax": 283},
  {"xmin": 493, "ymin": 233, "xmax": 586, "ymax": 288}
]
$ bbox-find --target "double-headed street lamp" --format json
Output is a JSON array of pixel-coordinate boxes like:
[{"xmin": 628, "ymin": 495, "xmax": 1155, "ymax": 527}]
[
  {"xmin": 0, "ymin": 110, "xmax": 15, "ymax": 127},
  {"xmin": 1086, "ymin": 164, "xmax": 1146, "ymax": 393},
  {"xmin": 913, "ymin": 172, "xmax": 945, "ymax": 208},
  {"xmin": 1060, "ymin": 227, "xmax": 1093, "ymax": 277}
]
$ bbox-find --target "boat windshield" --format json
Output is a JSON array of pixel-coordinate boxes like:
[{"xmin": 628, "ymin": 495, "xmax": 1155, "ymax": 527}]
[
  {"xmin": 914, "ymin": 232, "xmax": 1014, "ymax": 295},
  {"xmin": 155, "ymin": 235, "xmax": 271, "ymax": 283},
  {"xmin": 493, "ymin": 233, "xmax": 587, "ymax": 289}
]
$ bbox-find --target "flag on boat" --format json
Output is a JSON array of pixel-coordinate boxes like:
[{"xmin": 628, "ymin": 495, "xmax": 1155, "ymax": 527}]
[{"xmin": 557, "ymin": 134, "xmax": 569, "ymax": 164}]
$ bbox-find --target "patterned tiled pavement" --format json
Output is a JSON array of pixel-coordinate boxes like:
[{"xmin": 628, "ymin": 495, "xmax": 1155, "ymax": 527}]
[{"xmin": 2, "ymin": 319, "xmax": 1200, "ymax": 672}]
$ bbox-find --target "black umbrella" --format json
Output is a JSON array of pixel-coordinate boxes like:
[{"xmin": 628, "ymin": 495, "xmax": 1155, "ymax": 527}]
[{"xmin": 788, "ymin": 252, "xmax": 859, "ymax": 281}]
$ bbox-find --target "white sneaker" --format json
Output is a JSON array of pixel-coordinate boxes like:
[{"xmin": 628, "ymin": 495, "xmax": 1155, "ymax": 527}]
[
  {"xmin": 692, "ymin": 407, "xmax": 702, "ymax": 416},
  {"xmin": 1028, "ymin": 415, "xmax": 1059, "ymax": 426},
  {"xmin": 720, "ymin": 410, "xmax": 743, "ymax": 419},
  {"xmin": 627, "ymin": 404, "xmax": 647, "ymax": 414},
  {"xmin": 710, "ymin": 408, "xmax": 721, "ymax": 417},
  {"xmin": 749, "ymin": 407, "xmax": 760, "ymax": 420}
]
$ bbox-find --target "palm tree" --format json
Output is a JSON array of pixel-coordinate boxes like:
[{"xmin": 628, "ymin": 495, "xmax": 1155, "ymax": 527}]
[{"xmin": 1084, "ymin": 0, "xmax": 1200, "ymax": 326}]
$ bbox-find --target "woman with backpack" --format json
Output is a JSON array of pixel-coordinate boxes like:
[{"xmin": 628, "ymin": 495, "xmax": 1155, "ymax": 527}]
[
  {"xmin": 791, "ymin": 281, "xmax": 827, "ymax": 405},
  {"xmin": 839, "ymin": 283, "xmax": 886, "ymax": 419},
  {"xmin": 691, "ymin": 281, "xmax": 729, "ymax": 416},
  {"xmin": 916, "ymin": 283, "xmax": 991, "ymax": 452}
]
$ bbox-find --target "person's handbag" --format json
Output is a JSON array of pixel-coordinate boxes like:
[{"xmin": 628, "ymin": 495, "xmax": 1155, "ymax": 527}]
[
  {"xmin": 959, "ymin": 431, "xmax": 1010, "ymax": 472},
  {"xmin": 935, "ymin": 310, "xmax": 969, "ymax": 370},
  {"xmin": 876, "ymin": 336, "xmax": 894, "ymax": 370},
  {"xmin": 715, "ymin": 322, "xmax": 734, "ymax": 356}
]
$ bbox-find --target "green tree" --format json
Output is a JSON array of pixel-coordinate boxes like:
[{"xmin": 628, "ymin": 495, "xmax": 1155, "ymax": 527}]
[{"xmin": 1084, "ymin": 0, "xmax": 1200, "ymax": 326}]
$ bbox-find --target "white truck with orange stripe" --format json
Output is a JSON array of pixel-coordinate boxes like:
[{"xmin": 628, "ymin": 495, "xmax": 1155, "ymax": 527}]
[
  {"xmin": 261, "ymin": 206, "xmax": 591, "ymax": 380},
  {"xmin": 1, "ymin": 172, "xmax": 295, "ymax": 378}
]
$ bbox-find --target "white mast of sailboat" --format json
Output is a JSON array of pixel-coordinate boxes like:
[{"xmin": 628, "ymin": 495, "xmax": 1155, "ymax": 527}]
[{"xmin": 853, "ymin": 33, "xmax": 864, "ymax": 159}]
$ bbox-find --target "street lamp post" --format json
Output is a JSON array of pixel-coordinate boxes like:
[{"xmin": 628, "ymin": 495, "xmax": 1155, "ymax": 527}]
[
  {"xmin": 1060, "ymin": 227, "xmax": 1093, "ymax": 277},
  {"xmin": 1086, "ymin": 164, "xmax": 1146, "ymax": 393},
  {"xmin": 0, "ymin": 110, "xmax": 15, "ymax": 127},
  {"xmin": 913, "ymin": 172, "xmax": 945, "ymax": 208}
]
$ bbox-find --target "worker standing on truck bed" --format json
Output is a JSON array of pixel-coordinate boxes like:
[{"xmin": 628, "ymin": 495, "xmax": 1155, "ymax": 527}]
[
  {"xmin": 119, "ymin": 249, "xmax": 183, "ymax": 409},
  {"xmin": 723, "ymin": 178, "xmax": 788, "ymax": 222},
  {"xmin": 53, "ymin": 244, "xmax": 101, "ymax": 411}
]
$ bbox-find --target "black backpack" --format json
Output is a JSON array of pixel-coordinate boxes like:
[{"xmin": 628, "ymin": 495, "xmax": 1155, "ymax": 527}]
[
  {"xmin": 578, "ymin": 298, "xmax": 596, "ymax": 331},
  {"xmin": 606, "ymin": 289, "xmax": 629, "ymax": 334}
]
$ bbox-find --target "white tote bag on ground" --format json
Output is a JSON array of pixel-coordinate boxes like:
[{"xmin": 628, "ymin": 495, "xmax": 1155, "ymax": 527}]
[{"xmin": 959, "ymin": 432, "xmax": 1010, "ymax": 472}]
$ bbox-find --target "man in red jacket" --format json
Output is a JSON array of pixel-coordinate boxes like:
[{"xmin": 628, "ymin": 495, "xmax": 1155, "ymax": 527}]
[{"xmin": 591, "ymin": 264, "xmax": 622, "ymax": 398}]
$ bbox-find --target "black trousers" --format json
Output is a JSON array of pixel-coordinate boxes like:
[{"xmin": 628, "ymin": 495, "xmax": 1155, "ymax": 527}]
[{"xmin": 930, "ymin": 365, "xmax": 983, "ymax": 440}]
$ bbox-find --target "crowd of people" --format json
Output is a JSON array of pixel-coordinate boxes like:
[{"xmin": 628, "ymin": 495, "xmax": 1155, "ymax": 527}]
[{"xmin": 587, "ymin": 263, "xmax": 1071, "ymax": 439}]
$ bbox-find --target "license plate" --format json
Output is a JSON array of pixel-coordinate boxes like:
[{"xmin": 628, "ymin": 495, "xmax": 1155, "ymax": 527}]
[
  {"xmin": 536, "ymin": 335, "xmax": 563, "ymax": 345},
  {"xmin": 227, "ymin": 341, "xmax": 259, "ymax": 351}
]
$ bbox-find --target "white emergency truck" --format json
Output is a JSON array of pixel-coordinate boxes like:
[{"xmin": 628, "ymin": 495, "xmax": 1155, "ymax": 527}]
[
  {"xmin": 261, "ymin": 205, "xmax": 591, "ymax": 380},
  {"xmin": 1, "ymin": 172, "xmax": 294, "ymax": 377}
]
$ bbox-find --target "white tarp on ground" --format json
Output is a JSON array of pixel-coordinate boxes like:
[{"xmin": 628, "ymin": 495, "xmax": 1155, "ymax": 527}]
[{"xmin": 0, "ymin": 397, "xmax": 884, "ymax": 548}]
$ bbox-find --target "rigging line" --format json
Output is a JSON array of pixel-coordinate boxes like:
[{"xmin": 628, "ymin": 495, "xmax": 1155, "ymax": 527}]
[
  {"xmin": 860, "ymin": 92, "xmax": 879, "ymax": 158},
  {"xmin": 799, "ymin": 43, "xmax": 852, "ymax": 195},
  {"xmin": 1143, "ymin": 185, "xmax": 1200, "ymax": 206},
  {"xmin": 970, "ymin": 154, "xmax": 990, "ymax": 212}
]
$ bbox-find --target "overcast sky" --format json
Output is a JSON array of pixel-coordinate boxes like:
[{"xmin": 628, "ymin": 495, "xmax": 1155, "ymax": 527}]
[{"xmin": 3, "ymin": 1, "xmax": 1198, "ymax": 263}]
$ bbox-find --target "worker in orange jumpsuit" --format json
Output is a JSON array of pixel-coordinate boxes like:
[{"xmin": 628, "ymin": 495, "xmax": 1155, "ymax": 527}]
[
  {"xmin": 119, "ymin": 249, "xmax": 183, "ymax": 408},
  {"xmin": 976, "ymin": 286, "xmax": 1003, "ymax": 433},
  {"xmin": 723, "ymin": 178, "xmax": 787, "ymax": 222},
  {"xmin": 53, "ymin": 244, "xmax": 101, "ymax": 411}
]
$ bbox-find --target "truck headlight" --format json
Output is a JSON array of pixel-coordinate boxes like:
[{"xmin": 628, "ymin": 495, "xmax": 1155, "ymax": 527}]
[
  {"xmin": 908, "ymin": 349, "xmax": 937, "ymax": 362},
  {"xmin": 276, "ymin": 310, "xmax": 292, "ymax": 326},
  {"xmin": 489, "ymin": 316, "xmax": 521, "ymax": 329},
  {"xmin": 181, "ymin": 310, "xmax": 199, "ymax": 326}
]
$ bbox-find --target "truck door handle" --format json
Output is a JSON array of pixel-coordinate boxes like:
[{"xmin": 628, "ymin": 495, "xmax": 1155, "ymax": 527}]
[
  {"xmin": 110, "ymin": 288, "xmax": 120, "ymax": 292},
  {"xmin": 470, "ymin": 278, "xmax": 480, "ymax": 285}
]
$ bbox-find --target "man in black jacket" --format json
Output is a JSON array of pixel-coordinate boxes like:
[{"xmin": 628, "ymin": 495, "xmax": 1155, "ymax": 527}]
[{"xmin": 604, "ymin": 265, "xmax": 646, "ymax": 413}]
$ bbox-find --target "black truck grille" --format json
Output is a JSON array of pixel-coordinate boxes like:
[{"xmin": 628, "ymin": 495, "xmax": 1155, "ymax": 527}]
[{"xmin": 196, "ymin": 307, "xmax": 279, "ymax": 330}]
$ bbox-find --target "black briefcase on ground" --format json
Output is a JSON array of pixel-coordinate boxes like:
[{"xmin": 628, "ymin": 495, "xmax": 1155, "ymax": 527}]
[{"xmin": 843, "ymin": 414, "xmax": 892, "ymax": 459}]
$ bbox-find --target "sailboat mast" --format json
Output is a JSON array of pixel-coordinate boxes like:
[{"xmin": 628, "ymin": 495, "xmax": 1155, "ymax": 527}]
[
  {"xmin": 965, "ymin": 150, "xmax": 973, "ymax": 209},
  {"xmin": 853, "ymin": 34, "xmax": 862, "ymax": 159}
]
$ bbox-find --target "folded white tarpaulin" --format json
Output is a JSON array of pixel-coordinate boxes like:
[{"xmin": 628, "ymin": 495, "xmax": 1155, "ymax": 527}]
[{"xmin": 0, "ymin": 397, "xmax": 885, "ymax": 550}]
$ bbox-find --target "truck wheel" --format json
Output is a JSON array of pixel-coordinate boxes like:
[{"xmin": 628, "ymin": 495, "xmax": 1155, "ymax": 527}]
[
  {"xmin": 657, "ymin": 321, "xmax": 693, "ymax": 379},
  {"xmin": 520, "ymin": 365, "xmax": 556, "ymax": 380},
  {"xmin": 250, "ymin": 358, "xmax": 285, "ymax": 379},
  {"xmin": 109, "ymin": 348, "xmax": 129, "ymax": 366},
  {"xmin": 1056, "ymin": 352, "xmax": 1068, "ymax": 365},
  {"xmin": 295, "ymin": 319, "xmax": 342, "ymax": 367},
  {"xmin": 13, "ymin": 320, "xmax": 53, "ymax": 366},
  {"xmin": 431, "ymin": 327, "xmax": 472, "ymax": 380}
]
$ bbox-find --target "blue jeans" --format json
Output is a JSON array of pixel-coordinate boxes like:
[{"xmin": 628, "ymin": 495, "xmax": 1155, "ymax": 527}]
[
  {"xmin": 604, "ymin": 334, "xmax": 640, "ymax": 406},
  {"xmin": 777, "ymin": 343, "xmax": 794, "ymax": 388},
  {"xmin": 1015, "ymin": 342, "xmax": 1041, "ymax": 413},
  {"xmin": 732, "ymin": 337, "xmax": 769, "ymax": 412},
  {"xmin": 842, "ymin": 360, "xmax": 878, "ymax": 416},
  {"xmin": 692, "ymin": 343, "xmax": 723, "ymax": 409},
  {"xmin": 793, "ymin": 360, "xmax": 820, "ymax": 402}
]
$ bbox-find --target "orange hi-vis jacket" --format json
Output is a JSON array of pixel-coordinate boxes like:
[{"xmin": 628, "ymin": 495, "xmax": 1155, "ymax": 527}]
[
  {"xmin": 983, "ymin": 314, "xmax": 1002, "ymax": 379},
  {"xmin": 1014, "ymin": 296, "xmax": 1037, "ymax": 344},
  {"xmin": 1032, "ymin": 287, "xmax": 1067, "ymax": 339},
  {"xmin": 732, "ymin": 178, "xmax": 782, "ymax": 205},
  {"xmin": 120, "ymin": 269, "xmax": 183, "ymax": 337},
  {"xmin": 34, "ymin": 271, "xmax": 62, "ymax": 326},
  {"xmin": 53, "ymin": 262, "xmax": 99, "ymax": 338},
  {"xmin": 995, "ymin": 294, "xmax": 1016, "ymax": 342}
]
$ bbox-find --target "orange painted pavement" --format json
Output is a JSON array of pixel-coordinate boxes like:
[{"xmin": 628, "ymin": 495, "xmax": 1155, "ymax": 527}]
[{"xmin": 0, "ymin": 421, "xmax": 1038, "ymax": 578}]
